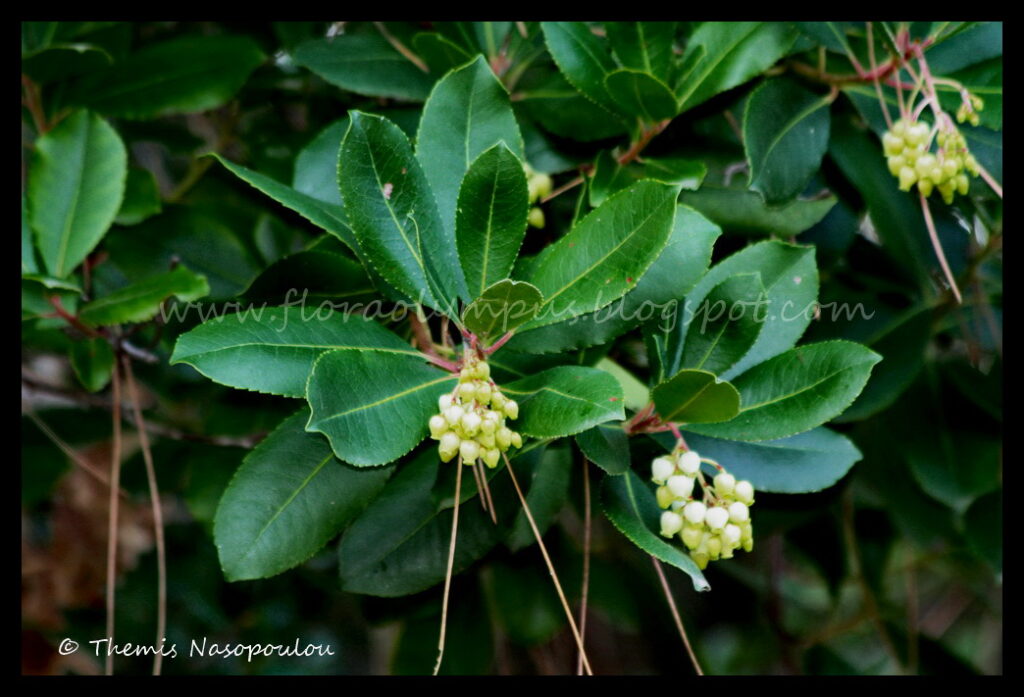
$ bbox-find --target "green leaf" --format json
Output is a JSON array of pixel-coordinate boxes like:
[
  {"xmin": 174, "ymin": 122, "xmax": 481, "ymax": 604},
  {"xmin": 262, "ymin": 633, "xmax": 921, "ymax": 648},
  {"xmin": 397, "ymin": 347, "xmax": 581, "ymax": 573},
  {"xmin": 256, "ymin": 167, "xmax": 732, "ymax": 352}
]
[
  {"xmin": 666, "ymin": 427, "xmax": 863, "ymax": 493},
  {"xmin": 676, "ymin": 22, "xmax": 799, "ymax": 112},
  {"xmin": 517, "ymin": 72, "xmax": 628, "ymax": 142},
  {"xmin": 509, "ymin": 205, "xmax": 720, "ymax": 354},
  {"xmin": 594, "ymin": 357, "xmax": 650, "ymax": 412},
  {"xmin": 506, "ymin": 446, "xmax": 572, "ymax": 551},
  {"xmin": 416, "ymin": 56, "xmax": 524, "ymax": 243},
  {"xmin": 241, "ymin": 250, "xmax": 375, "ymax": 306},
  {"xmin": 541, "ymin": 22, "xmax": 620, "ymax": 113},
  {"xmin": 28, "ymin": 110, "xmax": 127, "ymax": 278},
  {"xmin": 963, "ymin": 491, "xmax": 1001, "ymax": 573},
  {"xmin": 605, "ymin": 22, "xmax": 677, "ymax": 81},
  {"xmin": 925, "ymin": 21, "xmax": 1002, "ymax": 75},
  {"xmin": 523, "ymin": 180, "xmax": 679, "ymax": 329},
  {"xmin": 686, "ymin": 341, "xmax": 882, "ymax": 441},
  {"xmin": 69, "ymin": 337, "xmax": 115, "ymax": 393},
  {"xmin": 503, "ymin": 366, "xmax": 625, "ymax": 439},
  {"xmin": 292, "ymin": 34, "xmax": 434, "ymax": 101},
  {"xmin": 662, "ymin": 240, "xmax": 818, "ymax": 381},
  {"xmin": 575, "ymin": 423, "xmax": 630, "ymax": 475},
  {"xmin": 103, "ymin": 207, "xmax": 260, "ymax": 300},
  {"xmin": 338, "ymin": 445, "xmax": 524, "ymax": 596},
  {"xmin": 601, "ymin": 470, "xmax": 710, "ymax": 592},
  {"xmin": 340, "ymin": 112, "xmax": 463, "ymax": 312},
  {"xmin": 833, "ymin": 309, "xmax": 933, "ymax": 422},
  {"xmin": 604, "ymin": 69, "xmax": 679, "ymax": 121},
  {"xmin": 679, "ymin": 187, "xmax": 836, "ymax": 237},
  {"xmin": 214, "ymin": 409, "xmax": 394, "ymax": 581},
  {"xmin": 212, "ymin": 154, "xmax": 356, "ymax": 253},
  {"xmin": 114, "ymin": 167, "xmax": 161, "ymax": 226},
  {"xmin": 652, "ymin": 369, "xmax": 741, "ymax": 424},
  {"xmin": 642, "ymin": 157, "xmax": 707, "ymax": 189},
  {"xmin": 792, "ymin": 22, "xmax": 855, "ymax": 54},
  {"xmin": 743, "ymin": 78, "xmax": 832, "ymax": 205},
  {"xmin": 78, "ymin": 266, "xmax": 208, "ymax": 327},
  {"xmin": 306, "ymin": 349, "xmax": 457, "ymax": 466},
  {"xmin": 293, "ymin": 117, "xmax": 348, "ymax": 206},
  {"xmin": 22, "ymin": 195, "xmax": 38, "ymax": 275},
  {"xmin": 456, "ymin": 144, "xmax": 529, "ymax": 298},
  {"xmin": 461, "ymin": 279, "xmax": 543, "ymax": 339},
  {"xmin": 681, "ymin": 272, "xmax": 766, "ymax": 375},
  {"xmin": 587, "ymin": 150, "xmax": 634, "ymax": 208},
  {"xmin": 171, "ymin": 308, "xmax": 420, "ymax": 398},
  {"xmin": 412, "ymin": 32, "xmax": 473, "ymax": 75},
  {"xmin": 73, "ymin": 35, "xmax": 264, "ymax": 119}
]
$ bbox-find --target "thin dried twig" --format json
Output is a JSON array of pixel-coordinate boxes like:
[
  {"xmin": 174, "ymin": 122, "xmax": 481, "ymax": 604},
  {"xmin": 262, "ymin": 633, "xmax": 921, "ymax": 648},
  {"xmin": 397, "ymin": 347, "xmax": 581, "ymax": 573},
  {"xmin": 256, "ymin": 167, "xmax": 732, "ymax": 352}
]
[
  {"xmin": 122, "ymin": 357, "xmax": 167, "ymax": 676},
  {"xmin": 576, "ymin": 459, "xmax": 592, "ymax": 675},
  {"xmin": 504, "ymin": 452, "xmax": 593, "ymax": 675},
  {"xmin": 433, "ymin": 458, "xmax": 464, "ymax": 675},
  {"xmin": 651, "ymin": 556, "xmax": 704, "ymax": 675},
  {"xmin": 104, "ymin": 362, "xmax": 124, "ymax": 676}
]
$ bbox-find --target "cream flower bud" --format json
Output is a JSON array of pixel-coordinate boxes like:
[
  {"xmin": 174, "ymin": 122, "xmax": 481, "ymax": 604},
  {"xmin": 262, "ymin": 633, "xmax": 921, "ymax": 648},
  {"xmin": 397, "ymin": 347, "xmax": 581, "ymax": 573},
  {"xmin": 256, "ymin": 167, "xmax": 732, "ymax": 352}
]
[
  {"xmin": 681, "ymin": 526, "xmax": 703, "ymax": 550},
  {"xmin": 713, "ymin": 472, "xmax": 736, "ymax": 496},
  {"xmin": 475, "ymin": 361, "xmax": 490, "ymax": 380},
  {"xmin": 667, "ymin": 475, "xmax": 695, "ymax": 500},
  {"xmin": 882, "ymin": 132, "xmax": 904, "ymax": 156},
  {"xmin": 478, "ymin": 431, "xmax": 496, "ymax": 449},
  {"xmin": 651, "ymin": 456, "xmax": 676, "ymax": 483},
  {"xmin": 740, "ymin": 520, "xmax": 754, "ymax": 542},
  {"xmin": 527, "ymin": 206, "xmax": 545, "ymax": 229},
  {"xmin": 504, "ymin": 399, "xmax": 519, "ymax": 420},
  {"xmin": 458, "ymin": 382, "xmax": 477, "ymax": 402},
  {"xmin": 691, "ymin": 551, "xmax": 709, "ymax": 570},
  {"xmin": 728, "ymin": 501, "xmax": 749, "ymax": 524},
  {"xmin": 429, "ymin": 414, "xmax": 448, "ymax": 439},
  {"xmin": 477, "ymin": 381, "xmax": 493, "ymax": 402},
  {"xmin": 705, "ymin": 506, "xmax": 729, "ymax": 530},
  {"xmin": 660, "ymin": 511, "xmax": 684, "ymax": 538},
  {"xmin": 683, "ymin": 501, "xmax": 706, "ymax": 525},
  {"xmin": 480, "ymin": 416, "xmax": 498, "ymax": 434},
  {"xmin": 678, "ymin": 450, "xmax": 701, "ymax": 475},
  {"xmin": 656, "ymin": 485, "xmax": 674, "ymax": 510},
  {"xmin": 723, "ymin": 523, "xmax": 741, "ymax": 546},
  {"xmin": 490, "ymin": 391, "xmax": 506, "ymax": 410},
  {"xmin": 496, "ymin": 426, "xmax": 512, "ymax": 450},
  {"xmin": 899, "ymin": 166, "xmax": 917, "ymax": 191},
  {"xmin": 461, "ymin": 412, "xmax": 482, "ymax": 436},
  {"xmin": 510, "ymin": 431, "xmax": 522, "ymax": 448},
  {"xmin": 735, "ymin": 480, "xmax": 755, "ymax": 505},
  {"xmin": 483, "ymin": 448, "xmax": 501, "ymax": 469},
  {"xmin": 439, "ymin": 432, "xmax": 461, "ymax": 462},
  {"xmin": 706, "ymin": 535, "xmax": 722, "ymax": 559},
  {"xmin": 444, "ymin": 405, "xmax": 464, "ymax": 426},
  {"xmin": 670, "ymin": 500, "xmax": 686, "ymax": 511},
  {"xmin": 439, "ymin": 394, "xmax": 453, "ymax": 411},
  {"xmin": 460, "ymin": 439, "xmax": 480, "ymax": 463}
]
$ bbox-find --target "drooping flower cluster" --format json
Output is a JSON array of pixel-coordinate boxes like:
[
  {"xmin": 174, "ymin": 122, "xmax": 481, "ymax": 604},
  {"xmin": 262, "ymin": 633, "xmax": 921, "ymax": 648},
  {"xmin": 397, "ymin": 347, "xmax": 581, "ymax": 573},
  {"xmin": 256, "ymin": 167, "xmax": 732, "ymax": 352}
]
[
  {"xmin": 882, "ymin": 116, "xmax": 981, "ymax": 205},
  {"xmin": 651, "ymin": 448, "xmax": 755, "ymax": 570},
  {"xmin": 428, "ymin": 356, "xmax": 521, "ymax": 467},
  {"xmin": 524, "ymin": 163, "xmax": 552, "ymax": 229}
]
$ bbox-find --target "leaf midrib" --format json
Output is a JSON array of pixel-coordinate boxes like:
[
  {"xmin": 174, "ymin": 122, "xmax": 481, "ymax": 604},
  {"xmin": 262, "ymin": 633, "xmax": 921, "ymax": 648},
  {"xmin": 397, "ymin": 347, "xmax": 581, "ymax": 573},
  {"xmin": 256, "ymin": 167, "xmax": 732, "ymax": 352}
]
[
  {"xmin": 537, "ymin": 193, "xmax": 670, "ymax": 306},
  {"xmin": 230, "ymin": 453, "xmax": 334, "ymax": 570},
  {"xmin": 313, "ymin": 374, "xmax": 453, "ymax": 423},
  {"xmin": 677, "ymin": 23, "xmax": 761, "ymax": 106},
  {"xmin": 738, "ymin": 359, "xmax": 870, "ymax": 412}
]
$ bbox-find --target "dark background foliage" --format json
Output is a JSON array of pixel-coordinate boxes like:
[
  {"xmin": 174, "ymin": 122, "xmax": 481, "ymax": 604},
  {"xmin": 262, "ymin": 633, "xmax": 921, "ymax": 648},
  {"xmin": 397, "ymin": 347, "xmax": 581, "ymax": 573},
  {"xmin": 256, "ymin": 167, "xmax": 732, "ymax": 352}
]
[{"xmin": 21, "ymin": 21, "xmax": 1001, "ymax": 675}]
